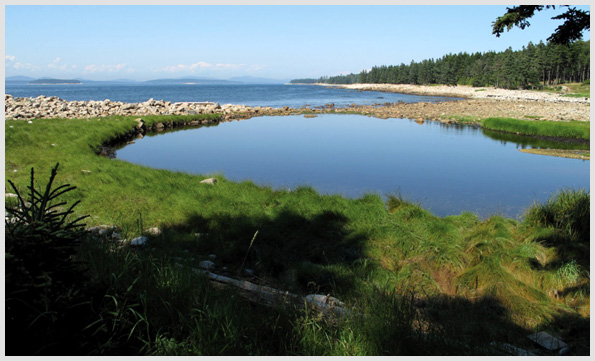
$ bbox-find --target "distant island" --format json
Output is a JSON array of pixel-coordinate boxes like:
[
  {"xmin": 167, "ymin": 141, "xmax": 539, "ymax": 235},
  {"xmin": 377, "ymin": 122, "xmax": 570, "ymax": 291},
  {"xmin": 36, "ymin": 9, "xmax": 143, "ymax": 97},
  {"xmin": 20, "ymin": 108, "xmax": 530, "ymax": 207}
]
[
  {"xmin": 144, "ymin": 77, "xmax": 242, "ymax": 85},
  {"xmin": 29, "ymin": 78, "xmax": 82, "ymax": 85}
]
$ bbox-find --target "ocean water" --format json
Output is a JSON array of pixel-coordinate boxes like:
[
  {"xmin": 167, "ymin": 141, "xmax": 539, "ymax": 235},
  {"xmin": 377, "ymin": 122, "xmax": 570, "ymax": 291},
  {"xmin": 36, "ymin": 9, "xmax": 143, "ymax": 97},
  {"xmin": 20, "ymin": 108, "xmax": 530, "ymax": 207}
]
[{"xmin": 5, "ymin": 83, "xmax": 459, "ymax": 108}]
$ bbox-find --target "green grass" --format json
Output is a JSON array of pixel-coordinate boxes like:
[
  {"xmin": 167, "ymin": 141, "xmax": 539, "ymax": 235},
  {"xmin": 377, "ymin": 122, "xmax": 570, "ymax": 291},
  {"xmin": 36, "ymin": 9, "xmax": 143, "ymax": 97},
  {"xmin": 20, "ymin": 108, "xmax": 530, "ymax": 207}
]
[
  {"xmin": 537, "ymin": 81, "xmax": 590, "ymax": 99},
  {"xmin": 480, "ymin": 117, "xmax": 590, "ymax": 140},
  {"xmin": 4, "ymin": 114, "xmax": 590, "ymax": 355},
  {"xmin": 563, "ymin": 82, "xmax": 590, "ymax": 98}
]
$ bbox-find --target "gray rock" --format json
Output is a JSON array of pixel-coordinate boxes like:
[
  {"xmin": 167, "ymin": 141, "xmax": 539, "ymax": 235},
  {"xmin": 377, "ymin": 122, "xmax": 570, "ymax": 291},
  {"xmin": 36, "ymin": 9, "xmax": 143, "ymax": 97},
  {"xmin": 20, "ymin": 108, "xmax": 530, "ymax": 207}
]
[
  {"xmin": 558, "ymin": 346, "xmax": 571, "ymax": 355},
  {"xmin": 198, "ymin": 260, "xmax": 216, "ymax": 270},
  {"xmin": 528, "ymin": 331, "xmax": 568, "ymax": 351},
  {"xmin": 130, "ymin": 236, "xmax": 148, "ymax": 246},
  {"xmin": 87, "ymin": 225, "xmax": 116, "ymax": 236}
]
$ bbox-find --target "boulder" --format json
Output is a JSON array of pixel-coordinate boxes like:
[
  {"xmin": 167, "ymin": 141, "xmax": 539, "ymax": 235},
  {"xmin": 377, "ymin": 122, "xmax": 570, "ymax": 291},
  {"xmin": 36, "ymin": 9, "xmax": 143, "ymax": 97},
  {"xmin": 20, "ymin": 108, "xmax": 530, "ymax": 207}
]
[
  {"xmin": 130, "ymin": 236, "xmax": 148, "ymax": 246},
  {"xmin": 200, "ymin": 178, "xmax": 217, "ymax": 185}
]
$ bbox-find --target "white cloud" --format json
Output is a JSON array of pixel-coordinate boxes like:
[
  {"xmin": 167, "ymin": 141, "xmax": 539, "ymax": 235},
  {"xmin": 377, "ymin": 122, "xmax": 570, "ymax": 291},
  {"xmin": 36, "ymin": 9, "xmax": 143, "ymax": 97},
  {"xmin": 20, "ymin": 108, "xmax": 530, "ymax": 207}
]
[
  {"xmin": 160, "ymin": 61, "xmax": 263, "ymax": 73},
  {"xmin": 84, "ymin": 63, "xmax": 129, "ymax": 73},
  {"xmin": 48, "ymin": 57, "xmax": 68, "ymax": 70},
  {"xmin": 5, "ymin": 55, "xmax": 40, "ymax": 71}
]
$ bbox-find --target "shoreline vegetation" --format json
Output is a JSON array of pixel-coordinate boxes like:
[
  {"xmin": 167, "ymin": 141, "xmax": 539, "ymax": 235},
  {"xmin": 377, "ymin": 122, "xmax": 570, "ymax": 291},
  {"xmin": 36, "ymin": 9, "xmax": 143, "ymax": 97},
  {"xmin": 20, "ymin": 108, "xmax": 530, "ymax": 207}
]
[{"xmin": 4, "ymin": 84, "xmax": 590, "ymax": 355}]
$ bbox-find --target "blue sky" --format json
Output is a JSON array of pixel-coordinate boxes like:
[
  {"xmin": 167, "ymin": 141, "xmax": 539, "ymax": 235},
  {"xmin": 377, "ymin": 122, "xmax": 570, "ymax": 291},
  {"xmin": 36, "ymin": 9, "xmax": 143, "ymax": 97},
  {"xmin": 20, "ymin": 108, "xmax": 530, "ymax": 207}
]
[{"xmin": 4, "ymin": 4, "xmax": 591, "ymax": 81}]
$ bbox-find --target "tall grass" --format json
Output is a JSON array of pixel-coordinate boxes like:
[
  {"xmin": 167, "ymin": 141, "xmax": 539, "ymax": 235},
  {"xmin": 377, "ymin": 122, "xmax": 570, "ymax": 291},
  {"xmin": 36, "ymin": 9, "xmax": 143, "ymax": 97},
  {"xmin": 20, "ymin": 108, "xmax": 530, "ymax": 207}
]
[
  {"xmin": 481, "ymin": 117, "xmax": 590, "ymax": 140},
  {"xmin": 524, "ymin": 188, "xmax": 590, "ymax": 243}
]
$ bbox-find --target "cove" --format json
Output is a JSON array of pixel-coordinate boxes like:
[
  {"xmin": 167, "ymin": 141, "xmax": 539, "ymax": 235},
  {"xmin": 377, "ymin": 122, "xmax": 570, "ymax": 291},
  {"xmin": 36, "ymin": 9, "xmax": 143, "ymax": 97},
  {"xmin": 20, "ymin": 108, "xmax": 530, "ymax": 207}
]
[{"xmin": 115, "ymin": 114, "xmax": 590, "ymax": 219}]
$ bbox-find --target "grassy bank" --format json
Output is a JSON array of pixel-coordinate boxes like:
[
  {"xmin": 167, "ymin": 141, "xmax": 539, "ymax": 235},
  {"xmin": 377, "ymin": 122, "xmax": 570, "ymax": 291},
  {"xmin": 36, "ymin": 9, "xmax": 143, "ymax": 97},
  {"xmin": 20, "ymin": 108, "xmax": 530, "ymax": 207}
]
[
  {"xmin": 480, "ymin": 117, "xmax": 590, "ymax": 141},
  {"xmin": 4, "ymin": 114, "xmax": 590, "ymax": 355}
]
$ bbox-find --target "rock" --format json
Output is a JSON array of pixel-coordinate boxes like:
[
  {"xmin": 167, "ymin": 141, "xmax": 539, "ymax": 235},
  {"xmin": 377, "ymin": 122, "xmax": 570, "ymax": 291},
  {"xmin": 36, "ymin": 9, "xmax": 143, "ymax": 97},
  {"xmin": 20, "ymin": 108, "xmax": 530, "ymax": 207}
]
[
  {"xmin": 305, "ymin": 294, "xmax": 348, "ymax": 316},
  {"xmin": 135, "ymin": 118, "xmax": 146, "ymax": 131},
  {"xmin": 130, "ymin": 236, "xmax": 148, "ymax": 246},
  {"xmin": 87, "ymin": 225, "xmax": 116, "ymax": 237},
  {"xmin": 243, "ymin": 269, "xmax": 255, "ymax": 276},
  {"xmin": 528, "ymin": 331, "xmax": 568, "ymax": 351},
  {"xmin": 208, "ymin": 254, "xmax": 216, "ymax": 260},
  {"xmin": 198, "ymin": 260, "xmax": 216, "ymax": 270},
  {"xmin": 200, "ymin": 178, "xmax": 217, "ymax": 185},
  {"xmin": 145, "ymin": 227, "xmax": 161, "ymax": 236},
  {"xmin": 490, "ymin": 342, "xmax": 537, "ymax": 356},
  {"xmin": 306, "ymin": 294, "xmax": 345, "ymax": 308},
  {"xmin": 81, "ymin": 169, "xmax": 92, "ymax": 174},
  {"xmin": 5, "ymin": 193, "xmax": 18, "ymax": 198},
  {"xmin": 558, "ymin": 346, "xmax": 571, "ymax": 355}
]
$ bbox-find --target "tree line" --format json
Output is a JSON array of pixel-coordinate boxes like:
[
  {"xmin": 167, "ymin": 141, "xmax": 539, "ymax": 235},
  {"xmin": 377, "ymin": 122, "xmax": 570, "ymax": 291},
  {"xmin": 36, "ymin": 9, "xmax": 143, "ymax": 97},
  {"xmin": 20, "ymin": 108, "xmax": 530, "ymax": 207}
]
[{"xmin": 291, "ymin": 40, "xmax": 589, "ymax": 90}]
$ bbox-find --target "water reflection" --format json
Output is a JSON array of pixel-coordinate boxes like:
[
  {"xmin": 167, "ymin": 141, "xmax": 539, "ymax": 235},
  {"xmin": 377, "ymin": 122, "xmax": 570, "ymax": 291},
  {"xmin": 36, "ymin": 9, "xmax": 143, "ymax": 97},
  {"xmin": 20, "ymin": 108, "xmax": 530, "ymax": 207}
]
[
  {"xmin": 481, "ymin": 129, "xmax": 590, "ymax": 150},
  {"xmin": 115, "ymin": 114, "xmax": 589, "ymax": 219}
]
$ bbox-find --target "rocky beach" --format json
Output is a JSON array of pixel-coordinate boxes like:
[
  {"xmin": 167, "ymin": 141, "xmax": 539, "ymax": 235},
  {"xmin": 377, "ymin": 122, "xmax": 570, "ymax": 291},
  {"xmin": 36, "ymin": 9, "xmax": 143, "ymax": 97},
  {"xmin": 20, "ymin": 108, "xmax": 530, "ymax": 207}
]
[{"xmin": 5, "ymin": 84, "xmax": 590, "ymax": 123}]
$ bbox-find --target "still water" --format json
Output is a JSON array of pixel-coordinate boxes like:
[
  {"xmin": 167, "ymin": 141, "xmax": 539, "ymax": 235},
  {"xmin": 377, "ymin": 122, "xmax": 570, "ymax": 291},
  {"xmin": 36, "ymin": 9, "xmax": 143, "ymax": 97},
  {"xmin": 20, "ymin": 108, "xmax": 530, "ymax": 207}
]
[{"xmin": 116, "ymin": 114, "xmax": 590, "ymax": 218}]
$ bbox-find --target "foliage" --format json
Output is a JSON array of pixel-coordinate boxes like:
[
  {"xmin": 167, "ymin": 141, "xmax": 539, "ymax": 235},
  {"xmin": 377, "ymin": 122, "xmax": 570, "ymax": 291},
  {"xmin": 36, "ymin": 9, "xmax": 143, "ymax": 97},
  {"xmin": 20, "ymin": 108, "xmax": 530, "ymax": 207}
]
[
  {"xmin": 289, "ymin": 78, "xmax": 319, "ymax": 84},
  {"xmin": 492, "ymin": 5, "xmax": 590, "ymax": 45},
  {"xmin": 524, "ymin": 188, "xmax": 590, "ymax": 243},
  {"xmin": 5, "ymin": 163, "xmax": 89, "ymax": 355},
  {"xmin": 308, "ymin": 39, "xmax": 590, "ymax": 90}
]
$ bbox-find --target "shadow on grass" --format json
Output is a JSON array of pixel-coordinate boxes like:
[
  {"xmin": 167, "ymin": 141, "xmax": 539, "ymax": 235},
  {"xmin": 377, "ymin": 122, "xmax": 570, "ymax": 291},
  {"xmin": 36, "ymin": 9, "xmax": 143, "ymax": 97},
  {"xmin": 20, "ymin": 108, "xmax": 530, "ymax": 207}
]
[{"xmin": 157, "ymin": 208, "xmax": 367, "ymax": 296}]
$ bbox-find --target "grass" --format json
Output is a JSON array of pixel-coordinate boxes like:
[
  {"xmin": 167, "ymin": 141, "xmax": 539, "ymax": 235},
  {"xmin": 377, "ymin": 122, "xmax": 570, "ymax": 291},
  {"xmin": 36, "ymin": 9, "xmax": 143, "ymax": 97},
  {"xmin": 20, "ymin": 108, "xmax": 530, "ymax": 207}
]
[
  {"xmin": 537, "ymin": 81, "xmax": 590, "ymax": 99},
  {"xmin": 4, "ymin": 114, "xmax": 590, "ymax": 355},
  {"xmin": 480, "ymin": 117, "xmax": 590, "ymax": 141},
  {"xmin": 562, "ymin": 82, "xmax": 590, "ymax": 99}
]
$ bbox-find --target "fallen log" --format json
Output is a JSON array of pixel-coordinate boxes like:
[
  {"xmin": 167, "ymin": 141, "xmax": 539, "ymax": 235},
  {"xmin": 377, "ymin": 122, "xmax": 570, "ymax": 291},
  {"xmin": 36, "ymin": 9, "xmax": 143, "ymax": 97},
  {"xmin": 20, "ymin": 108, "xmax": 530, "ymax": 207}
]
[{"xmin": 179, "ymin": 263, "xmax": 350, "ymax": 317}]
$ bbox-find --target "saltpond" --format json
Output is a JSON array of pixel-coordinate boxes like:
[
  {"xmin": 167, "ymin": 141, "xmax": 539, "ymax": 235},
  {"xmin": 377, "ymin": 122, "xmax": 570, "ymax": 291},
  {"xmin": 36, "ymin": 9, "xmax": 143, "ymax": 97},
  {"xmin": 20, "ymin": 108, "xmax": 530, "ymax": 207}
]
[{"xmin": 115, "ymin": 114, "xmax": 589, "ymax": 218}]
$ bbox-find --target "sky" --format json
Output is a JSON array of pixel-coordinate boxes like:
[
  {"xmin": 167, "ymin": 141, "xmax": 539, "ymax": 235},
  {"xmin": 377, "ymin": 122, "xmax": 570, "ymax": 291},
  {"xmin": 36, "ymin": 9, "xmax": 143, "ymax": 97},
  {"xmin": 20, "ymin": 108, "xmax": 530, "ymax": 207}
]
[{"xmin": 3, "ymin": 3, "xmax": 591, "ymax": 81}]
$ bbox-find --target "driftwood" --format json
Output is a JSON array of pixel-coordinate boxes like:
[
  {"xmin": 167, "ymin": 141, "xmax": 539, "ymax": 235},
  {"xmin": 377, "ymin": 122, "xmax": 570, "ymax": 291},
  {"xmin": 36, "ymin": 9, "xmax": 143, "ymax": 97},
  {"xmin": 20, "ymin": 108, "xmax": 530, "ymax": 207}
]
[{"xmin": 181, "ymin": 264, "xmax": 350, "ymax": 317}]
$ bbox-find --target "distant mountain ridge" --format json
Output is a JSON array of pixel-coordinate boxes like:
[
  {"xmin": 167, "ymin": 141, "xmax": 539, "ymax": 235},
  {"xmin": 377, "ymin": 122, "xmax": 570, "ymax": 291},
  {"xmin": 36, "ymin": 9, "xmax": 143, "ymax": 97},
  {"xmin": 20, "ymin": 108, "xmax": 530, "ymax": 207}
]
[
  {"xmin": 144, "ymin": 77, "xmax": 241, "ymax": 85},
  {"xmin": 6, "ymin": 75, "xmax": 289, "ymax": 85}
]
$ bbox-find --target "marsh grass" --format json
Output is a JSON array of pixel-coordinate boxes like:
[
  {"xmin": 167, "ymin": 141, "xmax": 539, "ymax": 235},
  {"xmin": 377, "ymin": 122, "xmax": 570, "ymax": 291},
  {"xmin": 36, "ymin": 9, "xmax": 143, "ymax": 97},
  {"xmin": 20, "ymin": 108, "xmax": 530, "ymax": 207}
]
[
  {"xmin": 4, "ymin": 114, "xmax": 590, "ymax": 355},
  {"xmin": 481, "ymin": 117, "xmax": 590, "ymax": 140}
]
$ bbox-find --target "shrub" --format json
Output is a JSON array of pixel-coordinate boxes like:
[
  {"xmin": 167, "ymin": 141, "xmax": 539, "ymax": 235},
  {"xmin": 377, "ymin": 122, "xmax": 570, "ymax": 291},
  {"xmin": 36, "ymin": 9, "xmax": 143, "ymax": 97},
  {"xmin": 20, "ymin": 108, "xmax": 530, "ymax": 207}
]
[{"xmin": 5, "ymin": 163, "xmax": 89, "ymax": 355}]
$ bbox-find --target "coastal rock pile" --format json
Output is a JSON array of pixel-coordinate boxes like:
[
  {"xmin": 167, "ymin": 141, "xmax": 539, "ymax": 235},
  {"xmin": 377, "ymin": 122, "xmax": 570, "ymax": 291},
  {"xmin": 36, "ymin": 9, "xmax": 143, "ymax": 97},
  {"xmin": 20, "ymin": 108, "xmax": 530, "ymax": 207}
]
[{"xmin": 4, "ymin": 94, "xmax": 296, "ymax": 121}]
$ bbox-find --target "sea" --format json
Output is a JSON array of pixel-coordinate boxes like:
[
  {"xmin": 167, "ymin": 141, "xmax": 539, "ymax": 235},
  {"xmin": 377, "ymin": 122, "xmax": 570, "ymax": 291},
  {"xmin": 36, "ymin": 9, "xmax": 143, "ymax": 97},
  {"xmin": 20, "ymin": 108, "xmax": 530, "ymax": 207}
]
[{"xmin": 4, "ymin": 83, "xmax": 459, "ymax": 108}]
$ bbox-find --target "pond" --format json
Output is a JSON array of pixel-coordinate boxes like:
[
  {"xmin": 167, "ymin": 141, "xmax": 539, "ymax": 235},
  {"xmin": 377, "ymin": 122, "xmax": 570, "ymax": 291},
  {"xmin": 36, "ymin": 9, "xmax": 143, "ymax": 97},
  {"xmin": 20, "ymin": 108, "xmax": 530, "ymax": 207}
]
[{"xmin": 115, "ymin": 114, "xmax": 590, "ymax": 219}]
